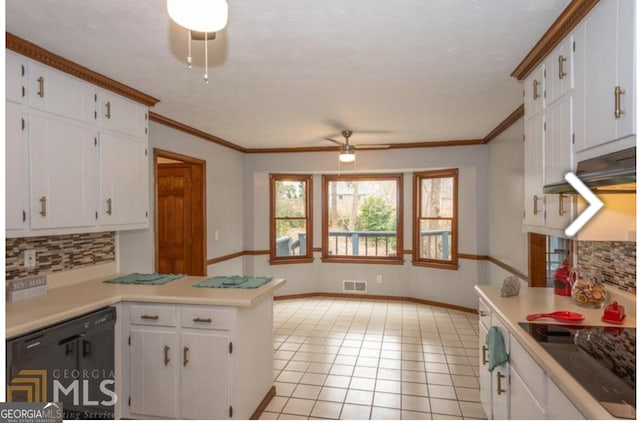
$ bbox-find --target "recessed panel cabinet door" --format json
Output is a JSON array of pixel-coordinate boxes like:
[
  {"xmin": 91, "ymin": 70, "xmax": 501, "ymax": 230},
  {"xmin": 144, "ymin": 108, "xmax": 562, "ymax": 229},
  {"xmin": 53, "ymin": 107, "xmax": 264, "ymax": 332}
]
[
  {"xmin": 479, "ymin": 324, "xmax": 492, "ymax": 419},
  {"xmin": 523, "ymin": 113, "xmax": 544, "ymax": 227},
  {"xmin": 180, "ymin": 331, "xmax": 231, "ymax": 419},
  {"xmin": 100, "ymin": 132, "xmax": 148, "ymax": 227},
  {"xmin": 99, "ymin": 91, "xmax": 148, "ymax": 139},
  {"xmin": 28, "ymin": 61, "xmax": 96, "ymax": 124},
  {"xmin": 6, "ymin": 51, "xmax": 26, "ymax": 104},
  {"xmin": 29, "ymin": 114, "xmax": 99, "ymax": 230},
  {"xmin": 129, "ymin": 328, "xmax": 179, "ymax": 418},
  {"xmin": 6, "ymin": 102, "xmax": 28, "ymax": 232}
]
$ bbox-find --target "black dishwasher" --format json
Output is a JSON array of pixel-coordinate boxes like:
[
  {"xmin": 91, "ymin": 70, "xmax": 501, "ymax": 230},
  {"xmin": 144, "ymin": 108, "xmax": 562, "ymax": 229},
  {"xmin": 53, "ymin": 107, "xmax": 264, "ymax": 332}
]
[{"xmin": 6, "ymin": 306, "xmax": 116, "ymax": 420}]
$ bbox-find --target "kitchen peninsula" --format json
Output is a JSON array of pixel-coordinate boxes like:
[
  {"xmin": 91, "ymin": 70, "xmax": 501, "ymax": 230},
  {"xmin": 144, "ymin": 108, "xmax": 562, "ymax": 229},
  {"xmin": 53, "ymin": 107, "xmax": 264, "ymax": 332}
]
[{"xmin": 6, "ymin": 268, "xmax": 285, "ymax": 420}]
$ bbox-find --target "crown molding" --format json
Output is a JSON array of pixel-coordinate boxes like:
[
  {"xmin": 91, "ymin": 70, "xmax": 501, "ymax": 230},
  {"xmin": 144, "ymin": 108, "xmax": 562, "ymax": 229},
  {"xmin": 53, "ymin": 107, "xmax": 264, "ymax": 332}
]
[
  {"xmin": 483, "ymin": 104, "xmax": 524, "ymax": 143},
  {"xmin": 6, "ymin": 32, "xmax": 160, "ymax": 106},
  {"xmin": 511, "ymin": 0, "xmax": 599, "ymax": 80}
]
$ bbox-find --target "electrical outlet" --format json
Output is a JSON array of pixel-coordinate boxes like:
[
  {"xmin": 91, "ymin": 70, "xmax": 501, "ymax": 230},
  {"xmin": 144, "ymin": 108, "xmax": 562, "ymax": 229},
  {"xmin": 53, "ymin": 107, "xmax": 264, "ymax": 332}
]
[
  {"xmin": 376, "ymin": 274, "xmax": 382, "ymax": 284},
  {"xmin": 24, "ymin": 250, "xmax": 36, "ymax": 268}
]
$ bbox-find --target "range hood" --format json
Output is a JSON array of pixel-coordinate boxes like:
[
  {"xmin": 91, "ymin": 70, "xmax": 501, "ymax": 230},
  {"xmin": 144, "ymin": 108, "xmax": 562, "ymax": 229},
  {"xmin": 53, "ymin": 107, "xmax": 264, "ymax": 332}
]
[{"xmin": 543, "ymin": 147, "xmax": 636, "ymax": 194}]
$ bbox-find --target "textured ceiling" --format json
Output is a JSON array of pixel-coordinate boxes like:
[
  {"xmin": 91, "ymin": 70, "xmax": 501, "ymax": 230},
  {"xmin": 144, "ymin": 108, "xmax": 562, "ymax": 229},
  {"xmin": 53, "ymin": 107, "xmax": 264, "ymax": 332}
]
[{"xmin": 6, "ymin": 0, "xmax": 569, "ymax": 149}]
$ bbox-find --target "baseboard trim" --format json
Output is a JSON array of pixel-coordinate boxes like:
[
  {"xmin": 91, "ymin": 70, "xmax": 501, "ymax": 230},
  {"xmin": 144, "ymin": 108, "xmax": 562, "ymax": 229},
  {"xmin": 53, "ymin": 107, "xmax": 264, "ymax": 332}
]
[
  {"xmin": 250, "ymin": 385, "xmax": 276, "ymax": 420},
  {"xmin": 273, "ymin": 292, "xmax": 476, "ymax": 314}
]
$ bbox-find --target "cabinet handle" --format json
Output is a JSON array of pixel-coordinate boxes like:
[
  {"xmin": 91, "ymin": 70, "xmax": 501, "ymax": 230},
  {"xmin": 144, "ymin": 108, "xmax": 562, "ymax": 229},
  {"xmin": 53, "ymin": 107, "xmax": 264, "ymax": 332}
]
[
  {"xmin": 39, "ymin": 196, "xmax": 47, "ymax": 217},
  {"xmin": 614, "ymin": 86, "xmax": 626, "ymax": 119},
  {"xmin": 533, "ymin": 79, "xmax": 540, "ymax": 100},
  {"xmin": 193, "ymin": 317, "xmax": 212, "ymax": 323},
  {"xmin": 164, "ymin": 345, "xmax": 170, "ymax": 366},
  {"xmin": 558, "ymin": 194, "xmax": 567, "ymax": 216},
  {"xmin": 496, "ymin": 371, "xmax": 506, "ymax": 395},
  {"xmin": 533, "ymin": 195, "xmax": 540, "ymax": 215},
  {"xmin": 183, "ymin": 346, "xmax": 189, "ymax": 367},
  {"xmin": 105, "ymin": 101, "xmax": 112, "ymax": 119},
  {"xmin": 140, "ymin": 314, "xmax": 159, "ymax": 320},
  {"xmin": 558, "ymin": 55, "xmax": 567, "ymax": 79},
  {"xmin": 106, "ymin": 198, "xmax": 113, "ymax": 216},
  {"xmin": 482, "ymin": 345, "xmax": 488, "ymax": 365},
  {"xmin": 37, "ymin": 76, "xmax": 45, "ymax": 98}
]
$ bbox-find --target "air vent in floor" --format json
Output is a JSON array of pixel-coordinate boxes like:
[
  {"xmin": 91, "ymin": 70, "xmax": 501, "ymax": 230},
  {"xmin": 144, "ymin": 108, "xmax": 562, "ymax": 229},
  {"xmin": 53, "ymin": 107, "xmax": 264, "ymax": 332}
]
[{"xmin": 343, "ymin": 280, "xmax": 367, "ymax": 293}]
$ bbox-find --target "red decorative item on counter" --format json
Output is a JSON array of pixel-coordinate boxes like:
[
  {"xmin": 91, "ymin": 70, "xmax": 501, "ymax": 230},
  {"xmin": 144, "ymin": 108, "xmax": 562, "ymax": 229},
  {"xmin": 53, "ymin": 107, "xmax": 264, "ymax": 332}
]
[
  {"xmin": 553, "ymin": 260, "xmax": 572, "ymax": 296},
  {"xmin": 602, "ymin": 301, "xmax": 626, "ymax": 324}
]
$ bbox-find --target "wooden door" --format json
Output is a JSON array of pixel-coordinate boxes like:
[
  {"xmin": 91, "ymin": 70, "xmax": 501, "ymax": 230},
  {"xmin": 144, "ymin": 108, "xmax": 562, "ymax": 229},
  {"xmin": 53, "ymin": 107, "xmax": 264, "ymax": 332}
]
[{"xmin": 157, "ymin": 164, "xmax": 193, "ymax": 274}]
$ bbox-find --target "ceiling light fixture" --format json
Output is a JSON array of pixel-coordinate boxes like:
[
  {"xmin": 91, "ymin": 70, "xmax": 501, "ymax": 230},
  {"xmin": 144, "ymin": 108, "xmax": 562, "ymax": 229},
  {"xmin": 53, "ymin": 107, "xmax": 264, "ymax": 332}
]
[
  {"xmin": 167, "ymin": 0, "xmax": 229, "ymax": 83},
  {"xmin": 339, "ymin": 144, "xmax": 356, "ymax": 163}
]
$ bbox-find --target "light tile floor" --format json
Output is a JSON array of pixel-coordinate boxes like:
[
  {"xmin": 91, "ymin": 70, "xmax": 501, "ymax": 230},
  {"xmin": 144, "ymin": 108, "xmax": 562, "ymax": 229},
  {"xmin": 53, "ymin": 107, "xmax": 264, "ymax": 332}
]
[{"xmin": 260, "ymin": 297, "xmax": 486, "ymax": 420}]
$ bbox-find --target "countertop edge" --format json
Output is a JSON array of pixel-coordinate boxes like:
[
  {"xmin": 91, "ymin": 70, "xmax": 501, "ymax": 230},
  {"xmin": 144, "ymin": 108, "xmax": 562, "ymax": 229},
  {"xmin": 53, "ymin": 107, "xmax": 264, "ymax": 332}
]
[
  {"xmin": 474, "ymin": 285, "xmax": 620, "ymax": 420},
  {"xmin": 6, "ymin": 278, "xmax": 287, "ymax": 339}
]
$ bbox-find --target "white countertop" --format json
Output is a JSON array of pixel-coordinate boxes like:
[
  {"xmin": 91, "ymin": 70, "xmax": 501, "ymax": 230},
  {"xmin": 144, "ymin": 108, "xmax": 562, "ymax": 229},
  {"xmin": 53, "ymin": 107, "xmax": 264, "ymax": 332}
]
[
  {"xmin": 475, "ymin": 285, "xmax": 635, "ymax": 420},
  {"xmin": 6, "ymin": 274, "xmax": 286, "ymax": 338}
]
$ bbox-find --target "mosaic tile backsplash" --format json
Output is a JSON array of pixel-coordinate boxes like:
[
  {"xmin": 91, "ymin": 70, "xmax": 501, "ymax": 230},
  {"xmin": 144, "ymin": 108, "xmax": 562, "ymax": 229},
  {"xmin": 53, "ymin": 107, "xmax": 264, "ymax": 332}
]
[
  {"xmin": 6, "ymin": 232, "xmax": 115, "ymax": 281},
  {"xmin": 577, "ymin": 241, "xmax": 636, "ymax": 294}
]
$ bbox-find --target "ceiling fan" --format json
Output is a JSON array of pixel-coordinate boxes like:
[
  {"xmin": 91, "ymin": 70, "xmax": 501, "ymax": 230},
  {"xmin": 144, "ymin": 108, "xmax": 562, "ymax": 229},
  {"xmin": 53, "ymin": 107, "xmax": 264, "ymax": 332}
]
[{"xmin": 325, "ymin": 130, "xmax": 390, "ymax": 163}]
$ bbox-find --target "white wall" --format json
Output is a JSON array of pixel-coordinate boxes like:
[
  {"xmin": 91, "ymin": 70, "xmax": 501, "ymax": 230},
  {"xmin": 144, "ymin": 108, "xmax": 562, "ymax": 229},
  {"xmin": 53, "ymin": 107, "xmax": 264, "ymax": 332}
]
[
  {"xmin": 487, "ymin": 117, "xmax": 528, "ymax": 286},
  {"xmin": 244, "ymin": 145, "xmax": 489, "ymax": 309},
  {"xmin": 118, "ymin": 122, "xmax": 245, "ymax": 275}
]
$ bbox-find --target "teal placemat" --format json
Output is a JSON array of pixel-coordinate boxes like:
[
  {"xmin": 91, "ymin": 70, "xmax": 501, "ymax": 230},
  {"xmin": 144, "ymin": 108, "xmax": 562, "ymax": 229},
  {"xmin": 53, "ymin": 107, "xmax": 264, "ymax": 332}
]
[
  {"xmin": 194, "ymin": 275, "xmax": 273, "ymax": 289},
  {"xmin": 104, "ymin": 273, "xmax": 184, "ymax": 285}
]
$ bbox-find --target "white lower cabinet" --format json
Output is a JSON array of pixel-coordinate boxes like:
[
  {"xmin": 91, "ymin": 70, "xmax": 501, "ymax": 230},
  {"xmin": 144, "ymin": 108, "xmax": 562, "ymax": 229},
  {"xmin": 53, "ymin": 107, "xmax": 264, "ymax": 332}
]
[
  {"xmin": 129, "ymin": 327, "xmax": 179, "ymax": 418},
  {"xmin": 180, "ymin": 331, "xmax": 231, "ymax": 420},
  {"xmin": 122, "ymin": 300, "xmax": 273, "ymax": 420},
  {"xmin": 478, "ymin": 298, "xmax": 586, "ymax": 420}
]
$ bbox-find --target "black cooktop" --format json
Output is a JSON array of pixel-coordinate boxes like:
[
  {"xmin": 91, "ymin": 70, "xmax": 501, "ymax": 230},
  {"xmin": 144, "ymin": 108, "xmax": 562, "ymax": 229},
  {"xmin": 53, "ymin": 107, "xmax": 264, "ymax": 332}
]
[{"xmin": 518, "ymin": 322, "xmax": 635, "ymax": 419}]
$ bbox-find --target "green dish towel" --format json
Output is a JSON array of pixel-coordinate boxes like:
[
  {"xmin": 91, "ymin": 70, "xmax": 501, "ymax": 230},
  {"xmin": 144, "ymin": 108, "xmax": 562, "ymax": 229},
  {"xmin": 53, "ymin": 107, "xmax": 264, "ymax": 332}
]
[
  {"xmin": 104, "ymin": 273, "xmax": 184, "ymax": 285},
  {"xmin": 486, "ymin": 326, "xmax": 509, "ymax": 371},
  {"xmin": 193, "ymin": 275, "xmax": 272, "ymax": 289}
]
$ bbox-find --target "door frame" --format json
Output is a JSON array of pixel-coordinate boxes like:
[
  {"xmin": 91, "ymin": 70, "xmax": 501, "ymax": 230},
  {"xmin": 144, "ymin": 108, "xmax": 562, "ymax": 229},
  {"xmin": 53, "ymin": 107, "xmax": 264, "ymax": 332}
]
[{"xmin": 154, "ymin": 148, "xmax": 207, "ymax": 276}]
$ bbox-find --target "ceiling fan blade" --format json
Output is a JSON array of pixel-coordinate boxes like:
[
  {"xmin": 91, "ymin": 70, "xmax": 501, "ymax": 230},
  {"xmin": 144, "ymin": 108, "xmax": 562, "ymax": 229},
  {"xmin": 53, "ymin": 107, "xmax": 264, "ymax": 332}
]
[
  {"xmin": 354, "ymin": 144, "xmax": 391, "ymax": 150},
  {"xmin": 326, "ymin": 138, "xmax": 345, "ymax": 145}
]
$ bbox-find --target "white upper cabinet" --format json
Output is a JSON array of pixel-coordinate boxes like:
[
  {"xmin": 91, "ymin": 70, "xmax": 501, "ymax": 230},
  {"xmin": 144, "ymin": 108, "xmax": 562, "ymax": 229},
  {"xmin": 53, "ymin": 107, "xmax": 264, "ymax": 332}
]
[
  {"xmin": 523, "ymin": 113, "xmax": 545, "ymax": 228},
  {"xmin": 99, "ymin": 90, "xmax": 148, "ymax": 139},
  {"xmin": 29, "ymin": 113, "xmax": 99, "ymax": 230},
  {"xmin": 547, "ymin": 35, "xmax": 574, "ymax": 105},
  {"xmin": 578, "ymin": 0, "xmax": 635, "ymax": 155},
  {"xmin": 100, "ymin": 132, "xmax": 149, "ymax": 228},
  {"xmin": 6, "ymin": 51, "xmax": 26, "ymax": 104},
  {"xmin": 524, "ymin": 64, "xmax": 545, "ymax": 120},
  {"xmin": 6, "ymin": 102, "xmax": 28, "ymax": 232},
  {"xmin": 28, "ymin": 61, "xmax": 97, "ymax": 124}
]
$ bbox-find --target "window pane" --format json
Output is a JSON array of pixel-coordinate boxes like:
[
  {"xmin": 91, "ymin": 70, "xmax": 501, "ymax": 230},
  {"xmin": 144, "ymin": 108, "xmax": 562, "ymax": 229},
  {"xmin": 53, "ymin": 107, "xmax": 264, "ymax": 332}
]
[
  {"xmin": 275, "ymin": 180, "xmax": 306, "ymax": 218},
  {"xmin": 419, "ymin": 219, "xmax": 452, "ymax": 261},
  {"xmin": 326, "ymin": 179, "xmax": 398, "ymax": 257},
  {"xmin": 275, "ymin": 219, "xmax": 307, "ymax": 257},
  {"xmin": 420, "ymin": 177, "xmax": 453, "ymax": 217}
]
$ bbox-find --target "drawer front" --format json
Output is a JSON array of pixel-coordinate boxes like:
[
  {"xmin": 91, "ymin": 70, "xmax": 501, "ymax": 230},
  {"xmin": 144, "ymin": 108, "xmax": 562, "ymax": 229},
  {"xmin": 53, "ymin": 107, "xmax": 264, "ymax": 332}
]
[
  {"xmin": 180, "ymin": 306, "xmax": 233, "ymax": 331},
  {"xmin": 130, "ymin": 304, "xmax": 177, "ymax": 327},
  {"xmin": 509, "ymin": 334, "xmax": 546, "ymax": 405}
]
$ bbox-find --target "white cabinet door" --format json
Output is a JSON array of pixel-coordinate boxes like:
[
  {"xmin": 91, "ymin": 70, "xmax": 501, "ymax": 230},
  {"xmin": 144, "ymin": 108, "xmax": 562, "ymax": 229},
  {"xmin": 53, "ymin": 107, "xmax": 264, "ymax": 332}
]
[
  {"xmin": 548, "ymin": 36, "xmax": 574, "ymax": 105},
  {"xmin": 523, "ymin": 113, "xmax": 544, "ymax": 227},
  {"xmin": 490, "ymin": 316, "xmax": 510, "ymax": 421},
  {"xmin": 6, "ymin": 102, "xmax": 28, "ymax": 232},
  {"xmin": 129, "ymin": 328, "xmax": 179, "ymax": 418},
  {"xmin": 180, "ymin": 331, "xmax": 231, "ymax": 420},
  {"xmin": 100, "ymin": 132, "xmax": 149, "ymax": 227},
  {"xmin": 544, "ymin": 95, "xmax": 574, "ymax": 231},
  {"xmin": 547, "ymin": 377, "xmax": 584, "ymax": 420},
  {"xmin": 99, "ymin": 91, "xmax": 148, "ymax": 139},
  {"xmin": 509, "ymin": 367, "xmax": 545, "ymax": 420},
  {"xmin": 29, "ymin": 114, "xmax": 99, "ymax": 230},
  {"xmin": 6, "ymin": 51, "xmax": 26, "ymax": 104},
  {"xmin": 478, "ymin": 324, "xmax": 492, "ymax": 419},
  {"xmin": 583, "ymin": 0, "xmax": 635, "ymax": 151},
  {"xmin": 28, "ymin": 62, "xmax": 97, "ymax": 124},
  {"xmin": 524, "ymin": 64, "xmax": 545, "ymax": 120}
]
